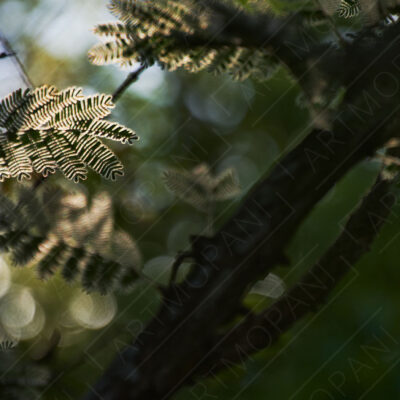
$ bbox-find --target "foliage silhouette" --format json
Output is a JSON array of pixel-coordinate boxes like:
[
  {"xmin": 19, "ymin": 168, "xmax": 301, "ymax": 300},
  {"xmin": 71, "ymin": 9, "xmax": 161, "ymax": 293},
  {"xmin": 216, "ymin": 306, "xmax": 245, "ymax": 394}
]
[
  {"xmin": 89, "ymin": 0, "xmax": 281, "ymax": 80},
  {"xmin": 0, "ymin": 187, "xmax": 141, "ymax": 293},
  {"xmin": 163, "ymin": 164, "xmax": 240, "ymax": 212},
  {"xmin": 0, "ymin": 85, "xmax": 137, "ymax": 182}
]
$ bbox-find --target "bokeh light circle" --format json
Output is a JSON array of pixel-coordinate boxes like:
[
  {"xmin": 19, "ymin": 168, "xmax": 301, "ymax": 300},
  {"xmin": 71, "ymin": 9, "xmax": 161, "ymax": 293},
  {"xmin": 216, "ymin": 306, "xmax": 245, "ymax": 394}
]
[
  {"xmin": 69, "ymin": 292, "xmax": 117, "ymax": 330},
  {"xmin": 0, "ymin": 286, "xmax": 36, "ymax": 330}
]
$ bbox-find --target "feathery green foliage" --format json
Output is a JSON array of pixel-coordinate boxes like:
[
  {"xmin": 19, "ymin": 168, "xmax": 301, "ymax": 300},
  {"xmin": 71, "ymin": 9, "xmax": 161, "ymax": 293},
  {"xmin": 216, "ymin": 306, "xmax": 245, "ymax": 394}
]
[
  {"xmin": 89, "ymin": 0, "xmax": 280, "ymax": 80},
  {"xmin": 0, "ymin": 85, "xmax": 138, "ymax": 182},
  {"xmin": 320, "ymin": 0, "xmax": 400, "ymax": 23},
  {"xmin": 163, "ymin": 164, "xmax": 240, "ymax": 212},
  {"xmin": 89, "ymin": 0, "xmax": 400, "ymax": 81},
  {"xmin": 337, "ymin": 0, "xmax": 361, "ymax": 18},
  {"xmin": 0, "ymin": 188, "xmax": 142, "ymax": 294}
]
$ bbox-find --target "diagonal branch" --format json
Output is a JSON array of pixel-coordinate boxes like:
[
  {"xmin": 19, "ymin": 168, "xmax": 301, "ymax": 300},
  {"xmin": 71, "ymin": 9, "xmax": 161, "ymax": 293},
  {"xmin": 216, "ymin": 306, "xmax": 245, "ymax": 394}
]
[
  {"xmin": 84, "ymin": 10, "xmax": 400, "ymax": 400},
  {"xmin": 199, "ymin": 174, "xmax": 397, "ymax": 375}
]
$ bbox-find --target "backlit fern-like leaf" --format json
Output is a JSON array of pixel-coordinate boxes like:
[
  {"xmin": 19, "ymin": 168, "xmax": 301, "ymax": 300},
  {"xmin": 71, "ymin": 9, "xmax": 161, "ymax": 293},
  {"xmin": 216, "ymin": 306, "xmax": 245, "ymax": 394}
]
[
  {"xmin": 338, "ymin": 0, "xmax": 360, "ymax": 18},
  {"xmin": 0, "ymin": 85, "xmax": 138, "ymax": 182},
  {"xmin": 89, "ymin": 0, "xmax": 280, "ymax": 81},
  {"xmin": 163, "ymin": 163, "xmax": 241, "ymax": 211},
  {"xmin": 0, "ymin": 188, "xmax": 142, "ymax": 294}
]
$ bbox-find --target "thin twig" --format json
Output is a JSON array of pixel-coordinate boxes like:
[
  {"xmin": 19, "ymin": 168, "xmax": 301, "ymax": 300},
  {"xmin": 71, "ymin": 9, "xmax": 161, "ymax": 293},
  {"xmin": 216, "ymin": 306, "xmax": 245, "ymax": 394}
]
[
  {"xmin": 0, "ymin": 52, "xmax": 15, "ymax": 58},
  {"xmin": 112, "ymin": 64, "xmax": 147, "ymax": 102},
  {"xmin": 0, "ymin": 29, "xmax": 33, "ymax": 88}
]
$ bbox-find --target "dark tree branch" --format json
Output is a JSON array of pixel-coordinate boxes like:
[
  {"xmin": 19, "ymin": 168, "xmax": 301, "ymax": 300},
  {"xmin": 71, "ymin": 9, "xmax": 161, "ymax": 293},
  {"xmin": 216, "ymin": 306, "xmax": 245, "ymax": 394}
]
[
  {"xmin": 84, "ymin": 9, "xmax": 400, "ymax": 400},
  {"xmin": 199, "ymin": 175, "xmax": 397, "ymax": 375},
  {"xmin": 85, "ymin": 99, "xmax": 400, "ymax": 399}
]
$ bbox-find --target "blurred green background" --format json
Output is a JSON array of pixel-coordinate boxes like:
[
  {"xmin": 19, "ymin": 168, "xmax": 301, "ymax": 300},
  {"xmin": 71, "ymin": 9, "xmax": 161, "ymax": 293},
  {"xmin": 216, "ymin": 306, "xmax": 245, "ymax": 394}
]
[{"xmin": 0, "ymin": 0, "xmax": 399, "ymax": 398}]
